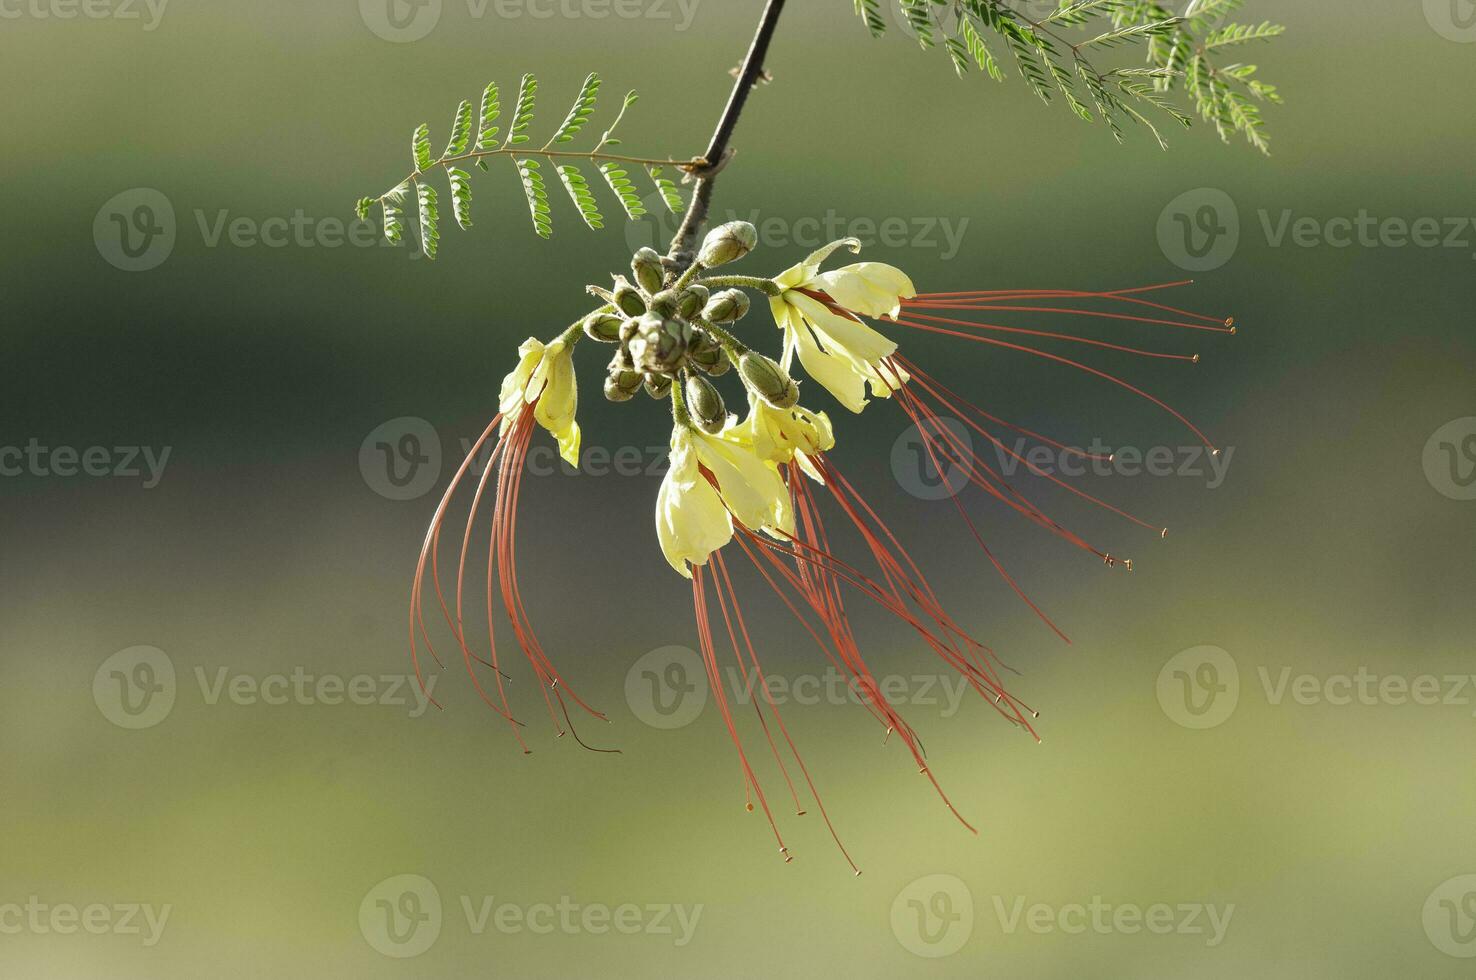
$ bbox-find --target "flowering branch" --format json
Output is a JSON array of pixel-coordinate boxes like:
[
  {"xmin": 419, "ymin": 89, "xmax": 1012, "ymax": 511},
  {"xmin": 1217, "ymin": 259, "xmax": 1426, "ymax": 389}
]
[{"xmin": 664, "ymin": 0, "xmax": 788, "ymax": 271}]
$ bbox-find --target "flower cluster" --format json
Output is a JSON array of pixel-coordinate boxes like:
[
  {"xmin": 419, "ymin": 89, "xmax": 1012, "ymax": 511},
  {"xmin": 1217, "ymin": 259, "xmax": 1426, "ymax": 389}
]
[
  {"xmin": 412, "ymin": 217, "xmax": 1229, "ymax": 864},
  {"xmin": 547, "ymin": 221, "xmax": 916, "ymax": 576}
]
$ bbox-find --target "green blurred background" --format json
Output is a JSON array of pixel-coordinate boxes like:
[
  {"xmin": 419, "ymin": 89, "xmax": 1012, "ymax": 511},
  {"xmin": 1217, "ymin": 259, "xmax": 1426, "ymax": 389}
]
[{"xmin": 3, "ymin": 1, "xmax": 1474, "ymax": 976}]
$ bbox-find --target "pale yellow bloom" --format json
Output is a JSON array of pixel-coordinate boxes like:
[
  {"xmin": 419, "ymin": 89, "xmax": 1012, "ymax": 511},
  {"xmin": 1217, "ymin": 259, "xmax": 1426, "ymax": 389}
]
[
  {"xmin": 498, "ymin": 336, "xmax": 581, "ymax": 466},
  {"xmin": 740, "ymin": 393, "xmax": 834, "ymax": 484},
  {"xmin": 769, "ymin": 238, "xmax": 915, "ymax": 413},
  {"xmin": 656, "ymin": 423, "xmax": 794, "ymax": 577}
]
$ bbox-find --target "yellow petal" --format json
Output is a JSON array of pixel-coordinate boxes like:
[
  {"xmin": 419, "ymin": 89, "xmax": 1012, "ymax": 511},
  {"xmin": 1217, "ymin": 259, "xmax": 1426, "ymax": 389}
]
[
  {"xmin": 498, "ymin": 337, "xmax": 545, "ymax": 420},
  {"xmin": 531, "ymin": 339, "xmax": 580, "ymax": 466},
  {"xmin": 656, "ymin": 428, "xmax": 732, "ymax": 577},
  {"xmin": 811, "ymin": 262, "xmax": 916, "ymax": 319},
  {"xmin": 787, "ymin": 293, "xmax": 898, "ymax": 364},
  {"xmin": 693, "ymin": 429, "xmax": 793, "ymax": 537},
  {"xmin": 789, "ymin": 315, "xmax": 869, "ymax": 413},
  {"xmin": 772, "ymin": 237, "xmax": 863, "ymax": 290}
]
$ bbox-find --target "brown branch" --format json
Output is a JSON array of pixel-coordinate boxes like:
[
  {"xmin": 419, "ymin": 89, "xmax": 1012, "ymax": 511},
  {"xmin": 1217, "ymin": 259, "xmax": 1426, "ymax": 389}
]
[{"xmin": 665, "ymin": 0, "xmax": 787, "ymax": 271}]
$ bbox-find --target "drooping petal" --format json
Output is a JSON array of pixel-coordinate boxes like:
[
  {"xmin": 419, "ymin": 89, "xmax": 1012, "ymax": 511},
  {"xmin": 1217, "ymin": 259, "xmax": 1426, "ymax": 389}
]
[
  {"xmin": 778, "ymin": 293, "xmax": 903, "ymax": 412},
  {"xmin": 788, "ymin": 317, "xmax": 869, "ymax": 413},
  {"xmin": 811, "ymin": 262, "xmax": 917, "ymax": 319},
  {"xmin": 656, "ymin": 428, "xmax": 733, "ymax": 577},
  {"xmin": 787, "ymin": 293, "xmax": 898, "ymax": 364},
  {"xmin": 498, "ymin": 337, "xmax": 545, "ymax": 420},
  {"xmin": 692, "ymin": 428, "xmax": 794, "ymax": 538},
  {"xmin": 741, "ymin": 393, "xmax": 835, "ymax": 469},
  {"xmin": 530, "ymin": 338, "xmax": 581, "ymax": 466}
]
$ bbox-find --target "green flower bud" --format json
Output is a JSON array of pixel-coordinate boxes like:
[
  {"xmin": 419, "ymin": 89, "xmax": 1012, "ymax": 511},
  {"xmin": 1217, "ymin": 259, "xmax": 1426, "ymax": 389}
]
[
  {"xmin": 612, "ymin": 277, "xmax": 646, "ymax": 317},
  {"xmin": 644, "ymin": 373, "xmax": 673, "ymax": 400},
  {"xmin": 631, "ymin": 247, "xmax": 664, "ymax": 294},
  {"xmin": 582, "ymin": 312, "xmax": 624, "ymax": 343},
  {"xmin": 697, "ymin": 220, "xmax": 758, "ymax": 268},
  {"xmin": 648, "ymin": 289, "xmax": 681, "ymax": 319},
  {"xmin": 687, "ymin": 331, "xmax": 730, "ymax": 377},
  {"xmin": 739, "ymin": 351, "xmax": 800, "ymax": 409},
  {"xmin": 604, "ymin": 372, "xmax": 639, "ymax": 403},
  {"xmin": 677, "ymin": 284, "xmax": 709, "ymax": 320},
  {"xmin": 685, "ymin": 374, "xmax": 727, "ymax": 434},
  {"xmin": 628, "ymin": 313, "xmax": 691, "ymax": 374},
  {"xmin": 604, "ymin": 356, "xmax": 644, "ymax": 402},
  {"xmin": 703, "ymin": 288, "xmax": 751, "ymax": 324}
]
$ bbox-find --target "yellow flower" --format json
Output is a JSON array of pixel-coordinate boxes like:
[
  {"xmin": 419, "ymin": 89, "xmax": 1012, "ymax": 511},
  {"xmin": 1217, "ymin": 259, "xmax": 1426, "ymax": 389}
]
[
  {"xmin": 498, "ymin": 336, "xmax": 581, "ymax": 466},
  {"xmin": 769, "ymin": 238, "xmax": 915, "ymax": 413},
  {"xmin": 740, "ymin": 393, "xmax": 834, "ymax": 484},
  {"xmin": 656, "ymin": 423, "xmax": 794, "ymax": 577}
]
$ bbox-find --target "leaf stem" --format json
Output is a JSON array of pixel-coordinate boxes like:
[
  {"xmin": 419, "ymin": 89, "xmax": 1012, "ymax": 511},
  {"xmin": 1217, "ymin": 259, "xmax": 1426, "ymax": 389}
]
[{"xmin": 380, "ymin": 148, "xmax": 695, "ymax": 203}]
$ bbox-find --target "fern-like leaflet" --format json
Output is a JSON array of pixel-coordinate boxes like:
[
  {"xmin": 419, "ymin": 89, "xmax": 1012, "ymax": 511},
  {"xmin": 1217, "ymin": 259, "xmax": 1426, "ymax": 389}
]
[
  {"xmin": 362, "ymin": 73, "xmax": 690, "ymax": 254},
  {"xmin": 855, "ymin": 0, "xmax": 1285, "ymax": 154}
]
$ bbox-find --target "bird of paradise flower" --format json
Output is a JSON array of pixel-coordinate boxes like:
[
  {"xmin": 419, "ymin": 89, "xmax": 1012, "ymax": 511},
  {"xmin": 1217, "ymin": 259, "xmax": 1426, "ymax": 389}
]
[{"xmin": 407, "ymin": 223, "xmax": 1234, "ymax": 871}]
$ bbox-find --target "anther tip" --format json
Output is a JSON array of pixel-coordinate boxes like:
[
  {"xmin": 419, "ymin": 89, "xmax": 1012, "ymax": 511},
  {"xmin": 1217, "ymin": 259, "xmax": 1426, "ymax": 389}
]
[
  {"xmin": 745, "ymin": 803, "xmax": 755, "ymax": 812},
  {"xmin": 796, "ymin": 810, "xmax": 808, "ymax": 817},
  {"xmin": 1192, "ymin": 353, "xmax": 1201, "ymax": 363}
]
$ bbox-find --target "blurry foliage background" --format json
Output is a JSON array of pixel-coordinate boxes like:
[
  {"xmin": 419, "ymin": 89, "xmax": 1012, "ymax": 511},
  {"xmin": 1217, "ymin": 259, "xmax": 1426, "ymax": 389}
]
[{"xmin": 1, "ymin": 1, "xmax": 1474, "ymax": 976}]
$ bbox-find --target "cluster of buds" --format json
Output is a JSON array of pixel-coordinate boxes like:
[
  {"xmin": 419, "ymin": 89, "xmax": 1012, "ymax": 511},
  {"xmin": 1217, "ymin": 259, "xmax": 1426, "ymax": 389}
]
[{"xmin": 583, "ymin": 221, "xmax": 777, "ymax": 428}]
